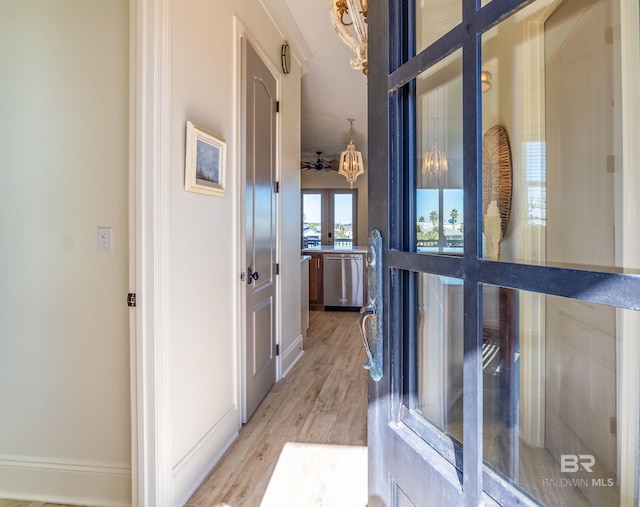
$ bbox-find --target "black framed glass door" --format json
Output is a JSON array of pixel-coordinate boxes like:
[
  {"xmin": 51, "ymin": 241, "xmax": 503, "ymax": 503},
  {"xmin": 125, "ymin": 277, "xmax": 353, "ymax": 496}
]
[{"xmin": 367, "ymin": 0, "xmax": 640, "ymax": 505}]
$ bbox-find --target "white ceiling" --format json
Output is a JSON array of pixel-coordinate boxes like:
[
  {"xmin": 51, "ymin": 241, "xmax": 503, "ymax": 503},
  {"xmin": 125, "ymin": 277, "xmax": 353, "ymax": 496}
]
[{"xmin": 262, "ymin": 0, "xmax": 368, "ymax": 163}]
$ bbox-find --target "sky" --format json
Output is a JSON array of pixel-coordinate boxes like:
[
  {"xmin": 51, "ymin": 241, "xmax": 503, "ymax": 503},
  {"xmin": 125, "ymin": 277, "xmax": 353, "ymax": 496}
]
[
  {"xmin": 303, "ymin": 189, "xmax": 464, "ymax": 226},
  {"xmin": 303, "ymin": 194, "xmax": 322, "ymax": 223},
  {"xmin": 417, "ymin": 189, "xmax": 464, "ymax": 225},
  {"xmin": 303, "ymin": 193, "xmax": 353, "ymax": 224}
]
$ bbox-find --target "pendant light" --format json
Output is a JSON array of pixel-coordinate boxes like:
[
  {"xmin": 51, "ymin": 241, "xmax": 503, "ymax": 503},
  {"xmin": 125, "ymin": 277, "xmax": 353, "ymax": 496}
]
[
  {"xmin": 339, "ymin": 118, "xmax": 365, "ymax": 188},
  {"xmin": 422, "ymin": 118, "xmax": 448, "ymax": 179}
]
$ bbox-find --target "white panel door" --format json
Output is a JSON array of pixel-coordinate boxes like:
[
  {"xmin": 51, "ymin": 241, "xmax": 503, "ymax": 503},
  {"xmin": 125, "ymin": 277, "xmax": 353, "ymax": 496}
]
[{"xmin": 243, "ymin": 38, "xmax": 277, "ymax": 422}]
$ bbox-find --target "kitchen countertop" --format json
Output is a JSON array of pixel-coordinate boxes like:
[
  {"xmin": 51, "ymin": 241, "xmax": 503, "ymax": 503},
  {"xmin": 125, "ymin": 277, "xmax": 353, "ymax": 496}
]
[{"xmin": 302, "ymin": 245, "xmax": 368, "ymax": 254}]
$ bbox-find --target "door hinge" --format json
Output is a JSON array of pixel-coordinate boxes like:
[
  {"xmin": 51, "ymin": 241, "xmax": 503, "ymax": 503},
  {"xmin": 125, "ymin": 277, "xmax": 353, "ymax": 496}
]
[
  {"xmin": 274, "ymin": 181, "xmax": 280, "ymax": 193},
  {"xmin": 276, "ymin": 344, "xmax": 280, "ymax": 356},
  {"xmin": 127, "ymin": 293, "xmax": 137, "ymax": 307},
  {"xmin": 276, "ymin": 263, "xmax": 280, "ymax": 275},
  {"xmin": 276, "ymin": 101, "xmax": 280, "ymax": 113}
]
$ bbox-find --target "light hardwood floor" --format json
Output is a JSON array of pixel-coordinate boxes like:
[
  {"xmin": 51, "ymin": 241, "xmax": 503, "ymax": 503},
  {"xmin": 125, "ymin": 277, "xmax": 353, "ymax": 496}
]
[
  {"xmin": 0, "ymin": 311, "xmax": 367, "ymax": 507},
  {"xmin": 185, "ymin": 310, "xmax": 368, "ymax": 506}
]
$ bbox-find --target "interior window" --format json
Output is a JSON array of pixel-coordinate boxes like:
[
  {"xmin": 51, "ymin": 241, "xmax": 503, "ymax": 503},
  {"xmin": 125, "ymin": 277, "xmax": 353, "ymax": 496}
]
[
  {"xmin": 302, "ymin": 192, "xmax": 322, "ymax": 247},
  {"xmin": 301, "ymin": 189, "xmax": 358, "ymax": 248},
  {"xmin": 416, "ymin": 189, "xmax": 463, "ymax": 253}
]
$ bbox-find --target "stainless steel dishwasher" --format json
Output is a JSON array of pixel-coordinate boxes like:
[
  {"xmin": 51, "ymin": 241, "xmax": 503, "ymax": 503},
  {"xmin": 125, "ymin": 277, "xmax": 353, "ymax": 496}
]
[{"xmin": 323, "ymin": 253, "xmax": 364, "ymax": 309}]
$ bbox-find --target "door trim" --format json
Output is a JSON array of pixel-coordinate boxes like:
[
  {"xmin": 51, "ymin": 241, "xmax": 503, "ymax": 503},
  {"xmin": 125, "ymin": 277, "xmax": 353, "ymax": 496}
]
[
  {"xmin": 132, "ymin": 0, "xmax": 174, "ymax": 504},
  {"xmin": 234, "ymin": 19, "xmax": 283, "ymax": 423}
]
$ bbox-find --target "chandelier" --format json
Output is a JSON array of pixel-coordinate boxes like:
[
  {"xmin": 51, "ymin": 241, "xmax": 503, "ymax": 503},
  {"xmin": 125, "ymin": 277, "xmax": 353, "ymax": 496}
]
[
  {"xmin": 339, "ymin": 118, "xmax": 365, "ymax": 188},
  {"xmin": 329, "ymin": 0, "xmax": 368, "ymax": 75},
  {"xmin": 422, "ymin": 118, "xmax": 448, "ymax": 179}
]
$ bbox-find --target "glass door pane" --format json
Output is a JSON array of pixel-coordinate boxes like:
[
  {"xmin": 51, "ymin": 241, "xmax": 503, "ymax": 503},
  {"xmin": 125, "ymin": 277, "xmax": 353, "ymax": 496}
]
[
  {"xmin": 415, "ymin": 0, "xmax": 461, "ymax": 56},
  {"xmin": 333, "ymin": 192, "xmax": 355, "ymax": 247},
  {"xmin": 416, "ymin": 49, "xmax": 464, "ymax": 255},
  {"xmin": 302, "ymin": 192, "xmax": 322, "ymax": 247},
  {"xmin": 480, "ymin": 0, "xmax": 640, "ymax": 274},
  {"xmin": 415, "ymin": 272, "xmax": 464, "ymax": 444},
  {"xmin": 482, "ymin": 284, "xmax": 640, "ymax": 506}
]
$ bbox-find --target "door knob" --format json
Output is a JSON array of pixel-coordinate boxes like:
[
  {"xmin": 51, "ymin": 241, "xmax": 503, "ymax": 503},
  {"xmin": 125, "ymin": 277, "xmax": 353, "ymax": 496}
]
[
  {"xmin": 359, "ymin": 305, "xmax": 376, "ymax": 366},
  {"xmin": 247, "ymin": 267, "xmax": 260, "ymax": 284}
]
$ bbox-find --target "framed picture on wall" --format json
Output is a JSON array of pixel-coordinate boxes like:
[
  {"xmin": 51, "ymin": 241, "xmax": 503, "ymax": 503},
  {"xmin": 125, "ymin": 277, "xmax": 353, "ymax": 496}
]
[{"xmin": 185, "ymin": 121, "xmax": 226, "ymax": 196}]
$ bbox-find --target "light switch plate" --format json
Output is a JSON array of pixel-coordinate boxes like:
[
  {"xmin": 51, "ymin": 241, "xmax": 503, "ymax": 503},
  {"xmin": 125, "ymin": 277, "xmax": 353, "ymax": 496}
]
[{"xmin": 98, "ymin": 227, "xmax": 113, "ymax": 253}]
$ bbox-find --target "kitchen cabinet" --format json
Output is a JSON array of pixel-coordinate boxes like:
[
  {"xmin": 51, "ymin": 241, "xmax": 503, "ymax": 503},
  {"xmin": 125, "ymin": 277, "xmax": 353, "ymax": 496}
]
[
  {"xmin": 301, "ymin": 256, "xmax": 310, "ymax": 337},
  {"xmin": 308, "ymin": 252, "xmax": 324, "ymax": 310}
]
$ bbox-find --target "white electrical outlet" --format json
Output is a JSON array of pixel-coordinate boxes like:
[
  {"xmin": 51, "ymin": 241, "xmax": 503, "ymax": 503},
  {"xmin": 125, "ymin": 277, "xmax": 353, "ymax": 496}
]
[{"xmin": 98, "ymin": 227, "xmax": 113, "ymax": 253}]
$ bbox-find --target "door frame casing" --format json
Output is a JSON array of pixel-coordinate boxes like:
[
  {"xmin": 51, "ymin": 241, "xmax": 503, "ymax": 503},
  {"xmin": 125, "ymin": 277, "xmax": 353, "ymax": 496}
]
[
  {"xmin": 234, "ymin": 19, "xmax": 283, "ymax": 423},
  {"xmin": 131, "ymin": 0, "xmax": 174, "ymax": 504}
]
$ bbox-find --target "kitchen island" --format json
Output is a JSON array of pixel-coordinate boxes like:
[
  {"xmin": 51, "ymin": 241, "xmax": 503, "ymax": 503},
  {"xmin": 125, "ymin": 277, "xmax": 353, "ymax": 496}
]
[{"xmin": 302, "ymin": 245, "xmax": 368, "ymax": 311}]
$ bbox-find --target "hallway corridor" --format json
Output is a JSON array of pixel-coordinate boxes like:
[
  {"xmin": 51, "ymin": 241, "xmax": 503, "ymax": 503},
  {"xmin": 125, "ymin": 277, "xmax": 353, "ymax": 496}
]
[{"xmin": 185, "ymin": 310, "xmax": 368, "ymax": 506}]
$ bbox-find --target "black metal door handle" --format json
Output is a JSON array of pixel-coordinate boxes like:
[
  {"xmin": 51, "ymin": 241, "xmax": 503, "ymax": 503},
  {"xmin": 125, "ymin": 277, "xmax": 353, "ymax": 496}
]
[{"xmin": 247, "ymin": 267, "xmax": 260, "ymax": 284}]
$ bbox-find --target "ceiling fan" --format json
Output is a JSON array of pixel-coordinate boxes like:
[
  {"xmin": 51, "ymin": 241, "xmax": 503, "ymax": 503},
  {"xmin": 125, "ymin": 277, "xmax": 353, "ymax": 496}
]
[{"xmin": 301, "ymin": 151, "xmax": 338, "ymax": 172}]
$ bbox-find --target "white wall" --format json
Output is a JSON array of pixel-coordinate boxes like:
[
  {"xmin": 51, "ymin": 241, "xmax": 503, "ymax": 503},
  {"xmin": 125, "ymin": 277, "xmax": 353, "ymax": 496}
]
[
  {"xmin": 0, "ymin": 2, "xmax": 131, "ymax": 505},
  {"xmin": 278, "ymin": 54, "xmax": 304, "ymax": 377},
  {"xmin": 168, "ymin": 1, "xmax": 302, "ymax": 503},
  {"xmin": 0, "ymin": 2, "xmax": 303, "ymax": 504},
  {"xmin": 170, "ymin": 4, "xmax": 238, "ymax": 496}
]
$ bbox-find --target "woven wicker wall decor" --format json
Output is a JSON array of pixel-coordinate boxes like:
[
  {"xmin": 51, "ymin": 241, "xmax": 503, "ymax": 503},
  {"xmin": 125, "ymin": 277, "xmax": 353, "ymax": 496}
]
[{"xmin": 481, "ymin": 125, "xmax": 513, "ymax": 237}]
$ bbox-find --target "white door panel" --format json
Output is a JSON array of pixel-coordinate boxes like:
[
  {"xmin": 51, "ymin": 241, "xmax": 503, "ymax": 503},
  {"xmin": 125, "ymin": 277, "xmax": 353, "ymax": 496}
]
[{"xmin": 243, "ymin": 37, "xmax": 277, "ymax": 422}]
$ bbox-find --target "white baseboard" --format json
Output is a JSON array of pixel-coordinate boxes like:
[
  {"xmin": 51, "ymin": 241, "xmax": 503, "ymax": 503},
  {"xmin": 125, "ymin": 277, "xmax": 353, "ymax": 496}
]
[
  {"xmin": 172, "ymin": 405, "xmax": 240, "ymax": 506},
  {"xmin": 0, "ymin": 455, "xmax": 131, "ymax": 506},
  {"xmin": 281, "ymin": 334, "xmax": 304, "ymax": 378}
]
